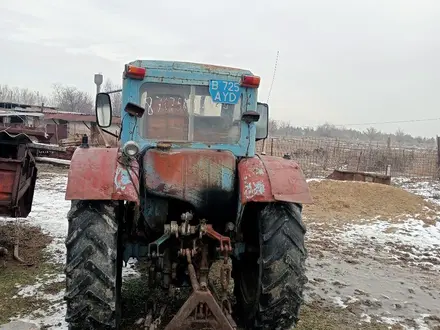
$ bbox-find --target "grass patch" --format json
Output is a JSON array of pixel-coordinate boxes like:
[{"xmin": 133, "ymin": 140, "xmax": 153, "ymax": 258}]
[
  {"xmin": 120, "ymin": 276, "xmax": 150, "ymax": 328},
  {"xmin": 297, "ymin": 302, "xmax": 391, "ymax": 330},
  {"xmin": 41, "ymin": 280, "xmax": 64, "ymax": 296}
]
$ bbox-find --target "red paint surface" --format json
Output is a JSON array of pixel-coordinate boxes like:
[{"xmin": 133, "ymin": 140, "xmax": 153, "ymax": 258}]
[
  {"xmin": 113, "ymin": 159, "xmax": 140, "ymax": 202},
  {"xmin": 204, "ymin": 224, "xmax": 232, "ymax": 252},
  {"xmin": 144, "ymin": 149, "xmax": 236, "ymax": 202},
  {"xmin": 0, "ymin": 170, "xmax": 15, "ymax": 202},
  {"xmin": 238, "ymin": 155, "xmax": 313, "ymax": 204},
  {"xmin": 237, "ymin": 157, "xmax": 272, "ymax": 203},
  {"xmin": 44, "ymin": 113, "xmax": 122, "ymax": 124},
  {"xmin": 65, "ymin": 147, "xmax": 139, "ymax": 203},
  {"xmin": 0, "ymin": 155, "xmax": 37, "ymax": 218}
]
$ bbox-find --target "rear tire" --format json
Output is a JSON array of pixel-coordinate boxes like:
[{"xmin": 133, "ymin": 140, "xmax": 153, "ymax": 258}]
[
  {"xmin": 64, "ymin": 200, "xmax": 122, "ymax": 330},
  {"xmin": 233, "ymin": 202, "xmax": 308, "ymax": 329}
]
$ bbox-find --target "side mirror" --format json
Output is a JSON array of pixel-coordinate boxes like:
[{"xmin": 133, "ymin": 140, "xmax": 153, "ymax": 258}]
[
  {"xmin": 256, "ymin": 102, "xmax": 269, "ymax": 140},
  {"xmin": 95, "ymin": 93, "xmax": 112, "ymax": 127}
]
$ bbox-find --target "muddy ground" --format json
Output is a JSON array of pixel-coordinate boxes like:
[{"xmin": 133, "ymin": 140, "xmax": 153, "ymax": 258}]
[{"xmin": 0, "ymin": 164, "xmax": 439, "ymax": 329}]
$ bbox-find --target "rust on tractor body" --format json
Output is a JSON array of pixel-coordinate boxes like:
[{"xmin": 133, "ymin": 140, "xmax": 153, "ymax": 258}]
[
  {"xmin": 143, "ymin": 148, "xmax": 236, "ymax": 206},
  {"xmin": 238, "ymin": 154, "xmax": 313, "ymax": 204},
  {"xmin": 65, "ymin": 147, "xmax": 140, "ymax": 203}
]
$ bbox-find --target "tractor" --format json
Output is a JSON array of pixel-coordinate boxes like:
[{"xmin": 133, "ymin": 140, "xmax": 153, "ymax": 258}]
[{"xmin": 64, "ymin": 60, "xmax": 312, "ymax": 330}]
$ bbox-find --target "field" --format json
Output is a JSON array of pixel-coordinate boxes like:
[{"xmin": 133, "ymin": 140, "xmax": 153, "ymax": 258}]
[{"xmin": 1, "ymin": 164, "xmax": 440, "ymax": 330}]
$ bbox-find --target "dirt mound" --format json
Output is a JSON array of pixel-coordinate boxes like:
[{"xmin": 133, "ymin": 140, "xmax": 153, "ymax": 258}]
[
  {"xmin": 303, "ymin": 180, "xmax": 440, "ymax": 225},
  {"xmin": 0, "ymin": 222, "xmax": 52, "ymax": 266}
]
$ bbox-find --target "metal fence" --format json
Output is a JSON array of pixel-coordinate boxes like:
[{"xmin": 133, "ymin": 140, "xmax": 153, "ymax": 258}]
[{"xmin": 256, "ymin": 137, "xmax": 439, "ymax": 179}]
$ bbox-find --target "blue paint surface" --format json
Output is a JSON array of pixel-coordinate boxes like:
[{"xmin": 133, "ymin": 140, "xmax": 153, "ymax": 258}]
[
  {"xmin": 119, "ymin": 60, "xmax": 260, "ymax": 158},
  {"xmin": 142, "ymin": 196, "xmax": 168, "ymax": 232},
  {"xmin": 114, "ymin": 166, "xmax": 133, "ymax": 190},
  {"xmin": 221, "ymin": 167, "xmax": 234, "ymax": 190},
  {"xmin": 209, "ymin": 80, "xmax": 241, "ymax": 104}
]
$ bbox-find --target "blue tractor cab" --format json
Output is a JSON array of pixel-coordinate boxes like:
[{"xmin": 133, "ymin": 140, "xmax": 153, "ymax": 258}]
[{"xmin": 96, "ymin": 60, "xmax": 268, "ymax": 157}]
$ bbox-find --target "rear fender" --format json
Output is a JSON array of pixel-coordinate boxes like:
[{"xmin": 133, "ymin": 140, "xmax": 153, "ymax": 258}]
[
  {"xmin": 237, "ymin": 155, "xmax": 313, "ymax": 205},
  {"xmin": 65, "ymin": 147, "xmax": 140, "ymax": 204}
]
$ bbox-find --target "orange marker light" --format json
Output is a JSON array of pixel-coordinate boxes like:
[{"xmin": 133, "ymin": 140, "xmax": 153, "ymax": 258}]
[
  {"xmin": 240, "ymin": 75, "xmax": 261, "ymax": 88},
  {"xmin": 124, "ymin": 65, "xmax": 146, "ymax": 80}
]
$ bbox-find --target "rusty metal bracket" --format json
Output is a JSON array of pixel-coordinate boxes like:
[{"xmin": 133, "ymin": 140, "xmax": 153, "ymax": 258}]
[
  {"xmin": 164, "ymin": 263, "xmax": 236, "ymax": 330},
  {"xmin": 201, "ymin": 224, "xmax": 232, "ymax": 253},
  {"xmin": 147, "ymin": 232, "xmax": 170, "ymax": 258}
]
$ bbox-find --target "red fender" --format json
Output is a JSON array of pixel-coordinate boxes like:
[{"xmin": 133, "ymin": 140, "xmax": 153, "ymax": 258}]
[
  {"xmin": 65, "ymin": 147, "xmax": 140, "ymax": 204},
  {"xmin": 237, "ymin": 155, "xmax": 313, "ymax": 204}
]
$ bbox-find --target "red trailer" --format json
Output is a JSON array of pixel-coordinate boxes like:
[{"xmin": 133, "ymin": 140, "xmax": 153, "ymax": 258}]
[{"xmin": 0, "ymin": 130, "xmax": 38, "ymax": 218}]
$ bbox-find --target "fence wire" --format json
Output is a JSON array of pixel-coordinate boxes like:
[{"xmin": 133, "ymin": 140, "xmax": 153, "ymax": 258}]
[{"xmin": 256, "ymin": 137, "xmax": 439, "ymax": 180}]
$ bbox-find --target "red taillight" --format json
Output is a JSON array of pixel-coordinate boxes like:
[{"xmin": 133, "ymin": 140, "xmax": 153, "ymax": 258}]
[
  {"xmin": 124, "ymin": 65, "xmax": 146, "ymax": 80},
  {"xmin": 240, "ymin": 75, "xmax": 261, "ymax": 88}
]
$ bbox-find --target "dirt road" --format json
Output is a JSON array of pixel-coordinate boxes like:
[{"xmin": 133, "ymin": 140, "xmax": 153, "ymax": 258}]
[{"xmin": 0, "ymin": 165, "xmax": 439, "ymax": 329}]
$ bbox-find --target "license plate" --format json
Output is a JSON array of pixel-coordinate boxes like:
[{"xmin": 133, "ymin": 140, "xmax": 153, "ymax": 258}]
[{"xmin": 209, "ymin": 80, "xmax": 241, "ymax": 105}]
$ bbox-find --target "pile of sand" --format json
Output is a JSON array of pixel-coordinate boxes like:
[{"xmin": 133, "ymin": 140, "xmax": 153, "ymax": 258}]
[{"xmin": 303, "ymin": 180, "xmax": 440, "ymax": 225}]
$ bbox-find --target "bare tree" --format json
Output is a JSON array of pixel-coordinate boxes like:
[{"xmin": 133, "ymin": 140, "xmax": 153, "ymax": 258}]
[
  {"xmin": 395, "ymin": 128, "xmax": 406, "ymax": 145},
  {"xmin": 263, "ymin": 119, "xmax": 434, "ymax": 147},
  {"xmin": 51, "ymin": 83, "xmax": 94, "ymax": 114},
  {"xmin": 316, "ymin": 123, "xmax": 335, "ymax": 138},
  {"xmin": 102, "ymin": 79, "xmax": 122, "ymax": 116},
  {"xmin": 268, "ymin": 119, "xmax": 278, "ymax": 136},
  {"xmin": 0, "ymin": 84, "xmax": 48, "ymax": 105},
  {"xmin": 364, "ymin": 127, "xmax": 379, "ymax": 142}
]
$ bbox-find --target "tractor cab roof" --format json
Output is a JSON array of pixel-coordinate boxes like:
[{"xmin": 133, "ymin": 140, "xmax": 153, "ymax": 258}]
[{"xmin": 127, "ymin": 60, "xmax": 254, "ymax": 77}]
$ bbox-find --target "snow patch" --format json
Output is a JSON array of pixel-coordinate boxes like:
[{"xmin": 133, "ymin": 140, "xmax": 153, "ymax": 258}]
[
  {"xmin": 360, "ymin": 313, "xmax": 371, "ymax": 323},
  {"xmin": 337, "ymin": 219, "xmax": 440, "ymax": 271},
  {"xmin": 122, "ymin": 257, "xmax": 141, "ymax": 280},
  {"xmin": 306, "ymin": 178, "xmax": 324, "ymax": 183},
  {"xmin": 340, "ymin": 219, "xmax": 440, "ymax": 250},
  {"xmin": 13, "ymin": 273, "xmax": 65, "ymax": 299},
  {"xmin": 394, "ymin": 177, "xmax": 440, "ymax": 208},
  {"xmin": 331, "ymin": 296, "xmax": 347, "ymax": 308},
  {"xmin": 414, "ymin": 314, "xmax": 433, "ymax": 330},
  {"xmin": 376, "ymin": 314, "xmax": 434, "ymax": 330},
  {"xmin": 11, "ymin": 301, "xmax": 67, "ymax": 330},
  {"xmin": 0, "ymin": 171, "xmax": 139, "ymax": 328}
]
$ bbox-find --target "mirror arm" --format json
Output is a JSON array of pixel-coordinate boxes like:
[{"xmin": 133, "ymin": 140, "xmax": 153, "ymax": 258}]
[{"xmin": 101, "ymin": 128, "xmax": 118, "ymax": 138}]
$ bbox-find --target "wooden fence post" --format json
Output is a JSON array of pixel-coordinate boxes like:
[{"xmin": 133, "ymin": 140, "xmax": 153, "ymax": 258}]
[
  {"xmin": 356, "ymin": 150, "xmax": 363, "ymax": 171},
  {"xmin": 437, "ymin": 136, "xmax": 440, "ymax": 179},
  {"xmin": 261, "ymin": 138, "xmax": 267, "ymax": 155},
  {"xmin": 386, "ymin": 164, "xmax": 391, "ymax": 176}
]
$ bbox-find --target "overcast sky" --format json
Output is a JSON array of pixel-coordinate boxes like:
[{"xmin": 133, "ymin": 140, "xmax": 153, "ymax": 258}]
[{"xmin": 1, "ymin": 0, "xmax": 439, "ymax": 137}]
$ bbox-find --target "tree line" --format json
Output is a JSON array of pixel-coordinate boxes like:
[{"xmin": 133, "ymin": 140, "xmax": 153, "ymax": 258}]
[
  {"xmin": 0, "ymin": 80, "xmax": 122, "ymax": 116},
  {"xmin": 269, "ymin": 120, "xmax": 435, "ymax": 147},
  {"xmin": 0, "ymin": 83, "xmax": 434, "ymax": 145}
]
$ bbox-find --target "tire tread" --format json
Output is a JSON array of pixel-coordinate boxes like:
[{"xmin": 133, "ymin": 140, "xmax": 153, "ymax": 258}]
[
  {"xmin": 257, "ymin": 202, "xmax": 308, "ymax": 329},
  {"xmin": 65, "ymin": 200, "xmax": 120, "ymax": 330},
  {"xmin": 234, "ymin": 202, "xmax": 308, "ymax": 330}
]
